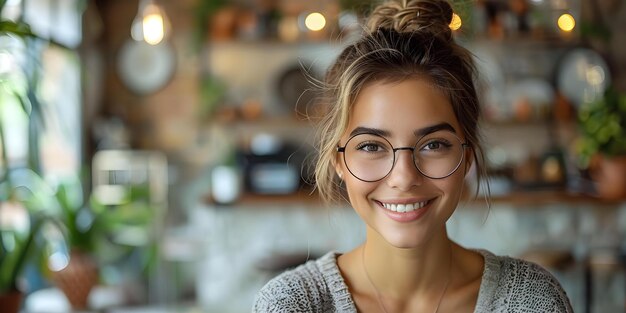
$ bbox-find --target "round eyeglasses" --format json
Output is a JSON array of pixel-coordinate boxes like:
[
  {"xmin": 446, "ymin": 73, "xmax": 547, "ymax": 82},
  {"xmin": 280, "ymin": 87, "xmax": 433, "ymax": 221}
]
[{"xmin": 336, "ymin": 131, "xmax": 469, "ymax": 182}]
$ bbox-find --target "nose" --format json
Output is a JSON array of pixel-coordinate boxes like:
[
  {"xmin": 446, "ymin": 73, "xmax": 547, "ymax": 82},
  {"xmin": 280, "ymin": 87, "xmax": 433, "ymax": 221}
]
[{"xmin": 385, "ymin": 148, "xmax": 424, "ymax": 190}]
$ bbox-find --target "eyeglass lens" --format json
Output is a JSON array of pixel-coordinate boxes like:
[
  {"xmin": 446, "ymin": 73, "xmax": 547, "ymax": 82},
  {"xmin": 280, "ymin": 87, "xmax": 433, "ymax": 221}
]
[{"xmin": 342, "ymin": 131, "xmax": 465, "ymax": 182}]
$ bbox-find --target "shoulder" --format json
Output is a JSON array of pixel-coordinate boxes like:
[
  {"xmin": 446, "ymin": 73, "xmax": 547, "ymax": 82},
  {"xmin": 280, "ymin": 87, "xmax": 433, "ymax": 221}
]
[
  {"xmin": 477, "ymin": 250, "xmax": 573, "ymax": 313},
  {"xmin": 252, "ymin": 252, "xmax": 342, "ymax": 313}
]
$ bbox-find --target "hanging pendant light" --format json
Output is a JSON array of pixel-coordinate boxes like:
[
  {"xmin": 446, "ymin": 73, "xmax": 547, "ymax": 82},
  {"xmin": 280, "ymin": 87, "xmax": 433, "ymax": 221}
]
[{"xmin": 130, "ymin": 0, "xmax": 170, "ymax": 45}]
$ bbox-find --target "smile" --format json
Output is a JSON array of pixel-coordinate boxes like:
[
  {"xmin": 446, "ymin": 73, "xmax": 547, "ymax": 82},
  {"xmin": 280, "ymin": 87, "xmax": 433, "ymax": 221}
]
[{"xmin": 379, "ymin": 200, "xmax": 431, "ymax": 213}]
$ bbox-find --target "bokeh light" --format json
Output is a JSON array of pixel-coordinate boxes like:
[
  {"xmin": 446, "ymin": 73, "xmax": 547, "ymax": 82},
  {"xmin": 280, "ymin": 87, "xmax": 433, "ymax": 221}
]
[
  {"xmin": 558, "ymin": 13, "xmax": 575, "ymax": 32},
  {"xmin": 305, "ymin": 12, "xmax": 326, "ymax": 31},
  {"xmin": 449, "ymin": 13, "xmax": 462, "ymax": 31},
  {"xmin": 143, "ymin": 5, "xmax": 165, "ymax": 45}
]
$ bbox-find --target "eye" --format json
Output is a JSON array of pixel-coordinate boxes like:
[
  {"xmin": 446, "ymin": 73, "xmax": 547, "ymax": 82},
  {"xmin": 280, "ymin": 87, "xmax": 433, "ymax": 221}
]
[
  {"xmin": 356, "ymin": 142, "xmax": 386, "ymax": 152},
  {"xmin": 426, "ymin": 142, "xmax": 441, "ymax": 150},
  {"xmin": 421, "ymin": 140, "xmax": 451, "ymax": 151}
]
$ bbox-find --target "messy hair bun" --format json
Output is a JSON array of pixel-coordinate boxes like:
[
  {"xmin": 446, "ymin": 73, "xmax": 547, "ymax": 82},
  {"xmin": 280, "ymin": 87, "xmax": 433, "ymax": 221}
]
[{"xmin": 366, "ymin": 0, "xmax": 454, "ymax": 40}]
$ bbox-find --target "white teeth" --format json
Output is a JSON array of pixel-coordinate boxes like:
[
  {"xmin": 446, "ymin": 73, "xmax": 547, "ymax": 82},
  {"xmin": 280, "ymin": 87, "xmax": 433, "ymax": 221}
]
[{"xmin": 382, "ymin": 201, "xmax": 428, "ymax": 212}]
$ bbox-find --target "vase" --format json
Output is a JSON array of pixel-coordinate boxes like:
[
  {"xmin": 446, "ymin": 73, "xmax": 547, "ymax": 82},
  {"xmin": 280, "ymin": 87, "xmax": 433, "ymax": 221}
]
[
  {"xmin": 51, "ymin": 251, "xmax": 99, "ymax": 310},
  {"xmin": 591, "ymin": 154, "xmax": 626, "ymax": 200},
  {"xmin": 211, "ymin": 165, "xmax": 241, "ymax": 204},
  {"xmin": 0, "ymin": 291, "xmax": 23, "ymax": 313}
]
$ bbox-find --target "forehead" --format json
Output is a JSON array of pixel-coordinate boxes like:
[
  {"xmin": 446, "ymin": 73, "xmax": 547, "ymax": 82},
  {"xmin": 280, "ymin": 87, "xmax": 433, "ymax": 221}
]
[{"xmin": 347, "ymin": 79, "xmax": 461, "ymax": 138}]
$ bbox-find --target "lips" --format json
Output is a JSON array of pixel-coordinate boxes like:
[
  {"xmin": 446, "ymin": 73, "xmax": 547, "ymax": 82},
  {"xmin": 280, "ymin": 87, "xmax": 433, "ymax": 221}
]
[{"xmin": 375, "ymin": 198, "xmax": 434, "ymax": 223}]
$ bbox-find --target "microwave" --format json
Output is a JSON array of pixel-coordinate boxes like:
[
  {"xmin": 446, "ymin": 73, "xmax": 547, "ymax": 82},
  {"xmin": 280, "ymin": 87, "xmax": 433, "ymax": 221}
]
[{"xmin": 241, "ymin": 144, "xmax": 310, "ymax": 195}]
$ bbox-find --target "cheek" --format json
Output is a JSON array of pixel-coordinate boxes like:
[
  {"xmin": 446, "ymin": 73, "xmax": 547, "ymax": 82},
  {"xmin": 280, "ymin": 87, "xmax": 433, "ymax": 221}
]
[
  {"xmin": 344, "ymin": 177, "xmax": 377, "ymax": 207},
  {"xmin": 437, "ymin": 171, "xmax": 466, "ymax": 200}
]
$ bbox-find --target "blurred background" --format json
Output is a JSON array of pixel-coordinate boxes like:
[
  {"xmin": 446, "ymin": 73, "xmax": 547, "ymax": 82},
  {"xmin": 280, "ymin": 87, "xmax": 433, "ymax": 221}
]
[{"xmin": 0, "ymin": 0, "xmax": 625, "ymax": 312}]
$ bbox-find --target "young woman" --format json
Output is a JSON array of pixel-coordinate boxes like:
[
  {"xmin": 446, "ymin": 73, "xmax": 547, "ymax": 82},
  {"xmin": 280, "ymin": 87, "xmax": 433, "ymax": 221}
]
[{"xmin": 253, "ymin": 0, "xmax": 573, "ymax": 312}]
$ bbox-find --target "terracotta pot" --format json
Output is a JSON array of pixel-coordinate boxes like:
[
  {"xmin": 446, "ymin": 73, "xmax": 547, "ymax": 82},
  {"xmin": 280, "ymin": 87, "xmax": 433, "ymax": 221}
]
[
  {"xmin": 591, "ymin": 154, "xmax": 626, "ymax": 200},
  {"xmin": 51, "ymin": 251, "xmax": 99, "ymax": 310},
  {"xmin": 0, "ymin": 291, "xmax": 23, "ymax": 313}
]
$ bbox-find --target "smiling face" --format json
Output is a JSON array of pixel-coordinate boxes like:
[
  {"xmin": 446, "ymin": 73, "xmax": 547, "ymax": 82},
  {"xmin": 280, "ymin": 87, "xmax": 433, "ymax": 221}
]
[{"xmin": 336, "ymin": 78, "xmax": 470, "ymax": 248}]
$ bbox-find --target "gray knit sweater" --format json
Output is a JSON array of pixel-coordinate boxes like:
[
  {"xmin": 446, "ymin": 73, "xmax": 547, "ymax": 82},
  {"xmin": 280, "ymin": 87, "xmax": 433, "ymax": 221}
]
[{"xmin": 252, "ymin": 250, "xmax": 573, "ymax": 312}]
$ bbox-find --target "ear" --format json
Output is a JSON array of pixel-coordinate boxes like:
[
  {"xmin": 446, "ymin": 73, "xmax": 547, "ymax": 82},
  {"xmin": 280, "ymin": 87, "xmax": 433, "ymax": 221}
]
[
  {"xmin": 334, "ymin": 162, "xmax": 344, "ymax": 180},
  {"xmin": 333, "ymin": 153, "xmax": 344, "ymax": 179}
]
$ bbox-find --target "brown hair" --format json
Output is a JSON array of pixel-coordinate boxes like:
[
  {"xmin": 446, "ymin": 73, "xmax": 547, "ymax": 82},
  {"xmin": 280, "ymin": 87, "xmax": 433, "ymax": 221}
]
[{"xmin": 314, "ymin": 0, "xmax": 489, "ymax": 204}]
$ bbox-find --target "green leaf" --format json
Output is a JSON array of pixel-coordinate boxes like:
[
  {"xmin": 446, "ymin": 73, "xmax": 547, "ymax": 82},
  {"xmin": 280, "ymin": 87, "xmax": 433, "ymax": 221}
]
[
  {"xmin": 576, "ymin": 87, "xmax": 626, "ymax": 166},
  {"xmin": 619, "ymin": 95, "xmax": 626, "ymax": 113},
  {"xmin": 4, "ymin": 216, "xmax": 43, "ymax": 291},
  {"xmin": 0, "ymin": 232, "xmax": 22, "ymax": 291},
  {"xmin": 0, "ymin": 117, "xmax": 10, "ymax": 189},
  {"xmin": 27, "ymin": 85, "xmax": 45, "ymax": 130},
  {"xmin": 580, "ymin": 21, "xmax": 612, "ymax": 43},
  {"xmin": 0, "ymin": 0, "xmax": 7, "ymax": 15},
  {"xmin": 56, "ymin": 184, "xmax": 73, "ymax": 213},
  {"xmin": 0, "ymin": 231, "xmax": 9, "ymax": 277},
  {"xmin": 11, "ymin": 88, "xmax": 31, "ymax": 115},
  {"xmin": 0, "ymin": 20, "xmax": 36, "ymax": 39},
  {"xmin": 193, "ymin": 0, "xmax": 228, "ymax": 50}
]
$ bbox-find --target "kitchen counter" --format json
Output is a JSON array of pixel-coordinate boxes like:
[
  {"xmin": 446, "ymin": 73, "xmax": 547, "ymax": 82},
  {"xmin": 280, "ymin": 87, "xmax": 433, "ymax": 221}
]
[{"xmin": 186, "ymin": 195, "xmax": 626, "ymax": 312}]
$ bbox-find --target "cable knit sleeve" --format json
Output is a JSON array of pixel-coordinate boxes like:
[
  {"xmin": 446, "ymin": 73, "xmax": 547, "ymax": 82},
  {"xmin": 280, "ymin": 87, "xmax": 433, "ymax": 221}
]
[
  {"xmin": 476, "ymin": 250, "xmax": 574, "ymax": 313},
  {"xmin": 252, "ymin": 273, "xmax": 314, "ymax": 313},
  {"xmin": 252, "ymin": 256, "xmax": 337, "ymax": 313},
  {"xmin": 506, "ymin": 259, "xmax": 573, "ymax": 312}
]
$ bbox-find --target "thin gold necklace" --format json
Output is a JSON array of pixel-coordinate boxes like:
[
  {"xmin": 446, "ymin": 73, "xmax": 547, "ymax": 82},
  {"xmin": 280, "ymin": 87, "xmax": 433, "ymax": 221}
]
[{"xmin": 361, "ymin": 245, "xmax": 452, "ymax": 313}]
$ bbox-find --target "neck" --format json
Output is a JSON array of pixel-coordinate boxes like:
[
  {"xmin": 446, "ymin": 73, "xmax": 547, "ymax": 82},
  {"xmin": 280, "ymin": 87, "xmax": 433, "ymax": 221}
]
[{"xmin": 362, "ymin": 226, "xmax": 453, "ymax": 299}]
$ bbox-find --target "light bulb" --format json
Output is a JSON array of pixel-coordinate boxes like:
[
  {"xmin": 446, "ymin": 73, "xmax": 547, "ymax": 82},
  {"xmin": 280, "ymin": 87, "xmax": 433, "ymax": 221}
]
[
  {"xmin": 558, "ymin": 13, "xmax": 575, "ymax": 32},
  {"xmin": 131, "ymin": 1, "xmax": 169, "ymax": 45},
  {"xmin": 305, "ymin": 12, "xmax": 326, "ymax": 31},
  {"xmin": 143, "ymin": 4, "xmax": 165, "ymax": 45},
  {"xmin": 449, "ymin": 13, "xmax": 462, "ymax": 31}
]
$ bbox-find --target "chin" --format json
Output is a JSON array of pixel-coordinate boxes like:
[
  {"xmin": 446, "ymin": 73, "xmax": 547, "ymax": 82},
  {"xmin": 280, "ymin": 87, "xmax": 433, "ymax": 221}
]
[{"xmin": 377, "ymin": 226, "xmax": 433, "ymax": 249}]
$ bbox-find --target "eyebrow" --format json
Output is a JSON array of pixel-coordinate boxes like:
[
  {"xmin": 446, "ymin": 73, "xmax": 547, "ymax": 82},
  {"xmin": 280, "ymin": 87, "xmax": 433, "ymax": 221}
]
[
  {"xmin": 349, "ymin": 127, "xmax": 390, "ymax": 138},
  {"xmin": 414, "ymin": 122, "xmax": 456, "ymax": 138},
  {"xmin": 348, "ymin": 122, "xmax": 456, "ymax": 138}
]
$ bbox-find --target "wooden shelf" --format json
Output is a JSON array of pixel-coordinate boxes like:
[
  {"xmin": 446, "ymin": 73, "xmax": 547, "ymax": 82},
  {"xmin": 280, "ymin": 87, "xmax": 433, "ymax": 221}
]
[
  {"xmin": 203, "ymin": 188, "xmax": 323, "ymax": 207},
  {"xmin": 203, "ymin": 189, "xmax": 624, "ymax": 208},
  {"xmin": 464, "ymin": 190, "xmax": 623, "ymax": 207}
]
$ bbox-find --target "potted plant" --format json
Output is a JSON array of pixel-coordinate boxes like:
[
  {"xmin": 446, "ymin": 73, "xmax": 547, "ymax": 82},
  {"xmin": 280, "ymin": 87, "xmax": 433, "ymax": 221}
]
[
  {"xmin": 0, "ymin": 210, "xmax": 55, "ymax": 312},
  {"xmin": 50, "ymin": 178, "xmax": 159, "ymax": 310},
  {"xmin": 0, "ymin": 169, "xmax": 63, "ymax": 313},
  {"xmin": 0, "ymin": 174, "xmax": 104, "ymax": 312},
  {"xmin": 0, "ymin": 196, "xmax": 46, "ymax": 312},
  {"xmin": 576, "ymin": 87, "xmax": 626, "ymax": 200},
  {"xmin": 50, "ymin": 180, "xmax": 157, "ymax": 310},
  {"xmin": 48, "ymin": 179, "xmax": 101, "ymax": 310}
]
